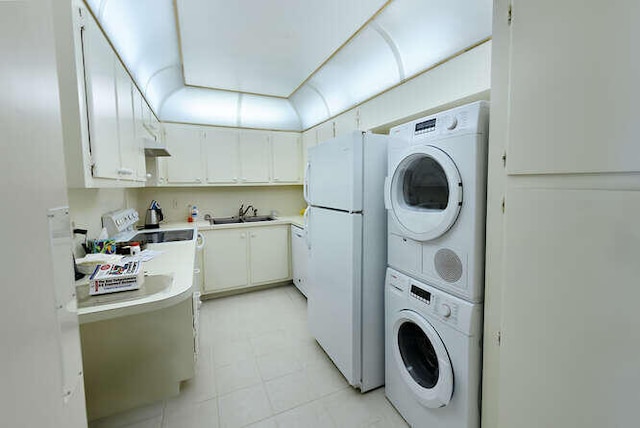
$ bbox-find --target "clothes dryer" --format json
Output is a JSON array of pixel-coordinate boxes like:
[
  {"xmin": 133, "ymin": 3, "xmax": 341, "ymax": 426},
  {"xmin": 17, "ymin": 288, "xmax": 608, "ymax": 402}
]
[
  {"xmin": 384, "ymin": 101, "xmax": 489, "ymax": 302},
  {"xmin": 385, "ymin": 268, "xmax": 483, "ymax": 428}
]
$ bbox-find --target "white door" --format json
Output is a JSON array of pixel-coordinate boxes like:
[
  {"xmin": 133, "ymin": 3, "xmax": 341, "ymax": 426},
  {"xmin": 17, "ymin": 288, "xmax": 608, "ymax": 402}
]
[
  {"xmin": 204, "ymin": 127, "xmax": 240, "ymax": 184},
  {"xmin": 165, "ymin": 123, "xmax": 204, "ymax": 184},
  {"xmin": 239, "ymin": 130, "xmax": 270, "ymax": 183},
  {"xmin": 386, "ymin": 145, "xmax": 462, "ymax": 241},
  {"xmin": 307, "ymin": 206, "xmax": 362, "ymax": 386},
  {"xmin": 392, "ymin": 310, "xmax": 453, "ymax": 408},
  {"xmin": 306, "ymin": 132, "xmax": 363, "ymax": 212},
  {"xmin": 202, "ymin": 229, "xmax": 248, "ymax": 292},
  {"xmin": 81, "ymin": 14, "xmax": 120, "ymax": 180},
  {"xmin": 114, "ymin": 62, "xmax": 140, "ymax": 181},
  {"xmin": 486, "ymin": 1, "xmax": 640, "ymax": 427},
  {"xmin": 291, "ymin": 225, "xmax": 308, "ymax": 296},
  {"xmin": 249, "ymin": 226, "xmax": 290, "ymax": 284},
  {"xmin": 271, "ymin": 132, "xmax": 301, "ymax": 183}
]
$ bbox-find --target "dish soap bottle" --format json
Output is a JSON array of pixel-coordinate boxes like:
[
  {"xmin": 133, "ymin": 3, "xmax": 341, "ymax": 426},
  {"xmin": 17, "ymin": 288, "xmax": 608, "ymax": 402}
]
[{"xmin": 191, "ymin": 205, "xmax": 198, "ymax": 222}]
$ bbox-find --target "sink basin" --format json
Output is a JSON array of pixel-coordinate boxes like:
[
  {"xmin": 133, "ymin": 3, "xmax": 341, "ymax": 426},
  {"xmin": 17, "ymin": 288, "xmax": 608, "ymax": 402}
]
[
  {"xmin": 211, "ymin": 216, "xmax": 243, "ymax": 225},
  {"xmin": 76, "ymin": 274, "xmax": 173, "ymax": 309},
  {"xmin": 208, "ymin": 215, "xmax": 275, "ymax": 224},
  {"xmin": 242, "ymin": 215, "xmax": 276, "ymax": 222}
]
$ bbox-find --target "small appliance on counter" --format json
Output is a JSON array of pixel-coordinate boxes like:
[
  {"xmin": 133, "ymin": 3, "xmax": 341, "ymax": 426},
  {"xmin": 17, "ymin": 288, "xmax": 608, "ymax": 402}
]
[{"xmin": 144, "ymin": 200, "xmax": 163, "ymax": 229}]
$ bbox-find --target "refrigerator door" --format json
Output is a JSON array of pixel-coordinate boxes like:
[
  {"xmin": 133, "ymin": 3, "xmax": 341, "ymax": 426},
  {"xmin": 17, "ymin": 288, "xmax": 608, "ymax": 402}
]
[
  {"xmin": 307, "ymin": 131, "xmax": 363, "ymax": 212},
  {"xmin": 307, "ymin": 206, "xmax": 363, "ymax": 387}
]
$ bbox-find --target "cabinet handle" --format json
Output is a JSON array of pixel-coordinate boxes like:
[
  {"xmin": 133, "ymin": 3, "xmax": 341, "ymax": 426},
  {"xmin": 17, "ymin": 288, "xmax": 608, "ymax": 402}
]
[
  {"xmin": 240, "ymin": 233, "xmax": 246, "ymax": 239},
  {"xmin": 196, "ymin": 178, "xmax": 202, "ymax": 183},
  {"xmin": 117, "ymin": 168, "xmax": 134, "ymax": 175},
  {"xmin": 250, "ymin": 233, "xmax": 256, "ymax": 238}
]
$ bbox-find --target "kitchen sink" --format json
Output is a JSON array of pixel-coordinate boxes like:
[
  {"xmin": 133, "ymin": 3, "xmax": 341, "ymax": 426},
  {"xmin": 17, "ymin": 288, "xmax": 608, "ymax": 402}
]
[
  {"xmin": 208, "ymin": 215, "xmax": 276, "ymax": 225},
  {"xmin": 211, "ymin": 216, "xmax": 244, "ymax": 224},
  {"xmin": 242, "ymin": 215, "xmax": 275, "ymax": 222}
]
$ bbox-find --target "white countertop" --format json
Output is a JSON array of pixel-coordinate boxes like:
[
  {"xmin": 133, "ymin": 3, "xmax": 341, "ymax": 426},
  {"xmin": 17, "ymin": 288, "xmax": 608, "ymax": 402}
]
[{"xmin": 76, "ymin": 231, "xmax": 197, "ymax": 324}]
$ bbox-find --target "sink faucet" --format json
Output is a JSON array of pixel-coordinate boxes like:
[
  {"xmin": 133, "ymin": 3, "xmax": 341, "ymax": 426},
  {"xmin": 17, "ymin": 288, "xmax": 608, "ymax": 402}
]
[{"xmin": 239, "ymin": 204, "xmax": 257, "ymax": 218}]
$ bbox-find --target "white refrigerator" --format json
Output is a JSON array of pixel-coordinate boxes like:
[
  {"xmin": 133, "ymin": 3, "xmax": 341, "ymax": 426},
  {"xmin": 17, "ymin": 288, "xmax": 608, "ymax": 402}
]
[{"xmin": 304, "ymin": 131, "xmax": 388, "ymax": 392}]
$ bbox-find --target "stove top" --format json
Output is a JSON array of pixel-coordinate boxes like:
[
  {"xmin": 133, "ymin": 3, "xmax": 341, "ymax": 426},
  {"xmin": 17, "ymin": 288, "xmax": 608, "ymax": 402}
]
[{"xmin": 129, "ymin": 229, "xmax": 194, "ymax": 244}]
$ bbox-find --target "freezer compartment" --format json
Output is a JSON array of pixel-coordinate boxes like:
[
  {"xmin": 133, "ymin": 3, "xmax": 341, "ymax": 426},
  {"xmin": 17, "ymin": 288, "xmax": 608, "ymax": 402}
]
[{"xmin": 306, "ymin": 132, "xmax": 363, "ymax": 212}]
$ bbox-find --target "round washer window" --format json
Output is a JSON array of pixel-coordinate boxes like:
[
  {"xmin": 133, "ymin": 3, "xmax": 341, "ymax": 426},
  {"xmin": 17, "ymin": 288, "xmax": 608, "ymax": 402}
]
[
  {"xmin": 402, "ymin": 156, "xmax": 450, "ymax": 211},
  {"xmin": 397, "ymin": 321, "xmax": 440, "ymax": 389}
]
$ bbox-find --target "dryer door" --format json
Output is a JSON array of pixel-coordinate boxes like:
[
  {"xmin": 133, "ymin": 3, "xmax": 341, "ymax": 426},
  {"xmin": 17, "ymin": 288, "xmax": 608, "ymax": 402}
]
[
  {"xmin": 392, "ymin": 309, "xmax": 453, "ymax": 408},
  {"xmin": 387, "ymin": 145, "xmax": 462, "ymax": 241}
]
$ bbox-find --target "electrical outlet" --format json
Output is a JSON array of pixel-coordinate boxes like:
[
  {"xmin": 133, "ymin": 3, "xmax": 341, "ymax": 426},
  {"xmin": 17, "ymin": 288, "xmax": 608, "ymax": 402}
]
[{"xmin": 171, "ymin": 199, "xmax": 178, "ymax": 209}]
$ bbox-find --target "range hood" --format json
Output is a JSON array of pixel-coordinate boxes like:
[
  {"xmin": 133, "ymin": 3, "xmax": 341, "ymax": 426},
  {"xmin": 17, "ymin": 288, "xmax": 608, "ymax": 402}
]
[{"xmin": 143, "ymin": 137, "xmax": 171, "ymax": 157}]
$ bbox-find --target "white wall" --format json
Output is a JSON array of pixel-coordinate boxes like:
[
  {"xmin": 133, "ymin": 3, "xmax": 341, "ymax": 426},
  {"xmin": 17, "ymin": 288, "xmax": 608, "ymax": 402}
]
[
  {"xmin": 136, "ymin": 186, "xmax": 305, "ymax": 222},
  {"xmin": 68, "ymin": 188, "xmax": 138, "ymax": 238}
]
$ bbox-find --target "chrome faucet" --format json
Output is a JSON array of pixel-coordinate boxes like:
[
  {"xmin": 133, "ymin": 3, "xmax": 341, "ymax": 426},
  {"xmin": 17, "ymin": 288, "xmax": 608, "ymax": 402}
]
[{"xmin": 238, "ymin": 204, "xmax": 258, "ymax": 218}]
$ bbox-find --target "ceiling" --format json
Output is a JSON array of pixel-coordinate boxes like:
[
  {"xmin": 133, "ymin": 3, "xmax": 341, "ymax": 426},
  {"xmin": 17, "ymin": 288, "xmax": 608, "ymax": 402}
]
[
  {"xmin": 85, "ymin": 0, "xmax": 492, "ymax": 131},
  {"xmin": 177, "ymin": 0, "xmax": 387, "ymax": 97}
]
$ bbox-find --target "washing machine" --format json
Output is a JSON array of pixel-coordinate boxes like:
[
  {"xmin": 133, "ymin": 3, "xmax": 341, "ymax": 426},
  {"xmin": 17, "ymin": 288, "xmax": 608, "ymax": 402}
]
[
  {"xmin": 385, "ymin": 268, "xmax": 482, "ymax": 428},
  {"xmin": 384, "ymin": 101, "xmax": 489, "ymax": 302}
]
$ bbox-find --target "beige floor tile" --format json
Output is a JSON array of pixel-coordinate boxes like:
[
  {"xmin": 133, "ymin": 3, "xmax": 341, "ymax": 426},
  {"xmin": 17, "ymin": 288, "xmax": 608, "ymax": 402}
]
[
  {"xmin": 320, "ymin": 388, "xmax": 387, "ymax": 428},
  {"xmin": 305, "ymin": 361, "xmax": 350, "ymax": 399},
  {"xmin": 242, "ymin": 417, "xmax": 278, "ymax": 428},
  {"xmin": 217, "ymin": 384, "xmax": 273, "ymax": 428},
  {"xmin": 255, "ymin": 347, "xmax": 303, "ymax": 381},
  {"xmin": 214, "ymin": 356, "xmax": 262, "ymax": 395},
  {"xmin": 249, "ymin": 329, "xmax": 292, "ymax": 356},
  {"xmin": 212, "ymin": 338, "xmax": 254, "ymax": 367},
  {"xmin": 124, "ymin": 416, "xmax": 163, "ymax": 428},
  {"xmin": 89, "ymin": 402, "xmax": 164, "ymax": 428},
  {"xmin": 275, "ymin": 400, "xmax": 336, "ymax": 428},
  {"xmin": 162, "ymin": 398, "xmax": 219, "ymax": 428},
  {"xmin": 264, "ymin": 370, "xmax": 314, "ymax": 413}
]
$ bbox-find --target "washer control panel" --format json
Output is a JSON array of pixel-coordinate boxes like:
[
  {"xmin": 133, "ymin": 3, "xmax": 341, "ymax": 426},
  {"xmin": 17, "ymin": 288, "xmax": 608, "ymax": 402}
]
[{"xmin": 387, "ymin": 268, "xmax": 480, "ymax": 336}]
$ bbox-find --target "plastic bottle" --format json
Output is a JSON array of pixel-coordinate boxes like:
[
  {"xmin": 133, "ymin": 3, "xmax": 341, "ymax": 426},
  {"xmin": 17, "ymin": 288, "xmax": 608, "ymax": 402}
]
[{"xmin": 191, "ymin": 205, "xmax": 198, "ymax": 222}]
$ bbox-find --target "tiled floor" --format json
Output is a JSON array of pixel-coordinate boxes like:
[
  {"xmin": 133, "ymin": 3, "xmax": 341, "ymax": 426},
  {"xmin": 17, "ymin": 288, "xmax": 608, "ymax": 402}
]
[{"xmin": 90, "ymin": 285, "xmax": 408, "ymax": 428}]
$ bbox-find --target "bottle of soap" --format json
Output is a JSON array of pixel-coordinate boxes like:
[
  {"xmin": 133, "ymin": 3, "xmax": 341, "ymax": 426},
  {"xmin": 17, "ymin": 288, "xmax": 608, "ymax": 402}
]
[{"xmin": 191, "ymin": 205, "xmax": 198, "ymax": 222}]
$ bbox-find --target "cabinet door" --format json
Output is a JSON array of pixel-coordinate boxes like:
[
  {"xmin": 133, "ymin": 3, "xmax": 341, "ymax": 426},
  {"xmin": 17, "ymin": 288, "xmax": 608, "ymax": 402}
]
[
  {"xmin": 81, "ymin": 16, "xmax": 120, "ymax": 180},
  {"xmin": 164, "ymin": 123, "xmax": 204, "ymax": 184},
  {"xmin": 239, "ymin": 130, "xmax": 270, "ymax": 183},
  {"xmin": 204, "ymin": 128, "xmax": 240, "ymax": 184},
  {"xmin": 115, "ymin": 63, "xmax": 143, "ymax": 181},
  {"xmin": 272, "ymin": 132, "xmax": 301, "ymax": 183},
  {"xmin": 249, "ymin": 226, "xmax": 290, "ymax": 285},
  {"xmin": 202, "ymin": 229, "xmax": 249, "ymax": 292}
]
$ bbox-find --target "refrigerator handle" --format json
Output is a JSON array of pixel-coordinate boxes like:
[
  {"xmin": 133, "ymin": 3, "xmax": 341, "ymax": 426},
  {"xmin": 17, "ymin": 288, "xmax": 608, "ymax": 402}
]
[
  {"xmin": 303, "ymin": 207, "xmax": 311, "ymax": 250},
  {"xmin": 303, "ymin": 162, "xmax": 311, "ymax": 204},
  {"xmin": 384, "ymin": 176, "xmax": 392, "ymax": 210}
]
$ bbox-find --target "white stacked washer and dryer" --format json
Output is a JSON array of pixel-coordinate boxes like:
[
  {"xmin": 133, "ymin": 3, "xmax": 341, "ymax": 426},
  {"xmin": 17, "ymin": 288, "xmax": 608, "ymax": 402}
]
[{"xmin": 383, "ymin": 101, "xmax": 489, "ymax": 428}]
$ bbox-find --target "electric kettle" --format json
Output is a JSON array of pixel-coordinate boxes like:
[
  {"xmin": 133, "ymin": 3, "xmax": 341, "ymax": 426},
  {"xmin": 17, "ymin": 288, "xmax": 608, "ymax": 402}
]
[{"xmin": 144, "ymin": 200, "xmax": 163, "ymax": 229}]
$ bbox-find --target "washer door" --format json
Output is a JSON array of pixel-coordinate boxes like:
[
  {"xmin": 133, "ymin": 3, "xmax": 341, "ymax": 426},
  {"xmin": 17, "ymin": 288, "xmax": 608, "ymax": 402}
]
[
  {"xmin": 393, "ymin": 310, "xmax": 453, "ymax": 408},
  {"xmin": 387, "ymin": 146, "xmax": 462, "ymax": 241}
]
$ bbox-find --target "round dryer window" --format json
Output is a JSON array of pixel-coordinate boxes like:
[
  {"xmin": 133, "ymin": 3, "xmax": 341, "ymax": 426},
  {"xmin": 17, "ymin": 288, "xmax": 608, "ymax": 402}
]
[
  {"xmin": 387, "ymin": 146, "xmax": 462, "ymax": 241},
  {"xmin": 393, "ymin": 310, "xmax": 453, "ymax": 408}
]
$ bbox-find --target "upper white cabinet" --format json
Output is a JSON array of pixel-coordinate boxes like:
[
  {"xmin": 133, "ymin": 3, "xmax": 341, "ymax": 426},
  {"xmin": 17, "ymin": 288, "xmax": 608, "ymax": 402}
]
[
  {"xmin": 66, "ymin": 7, "xmax": 147, "ymax": 186},
  {"xmin": 239, "ymin": 130, "xmax": 271, "ymax": 183},
  {"xmin": 156, "ymin": 124, "xmax": 302, "ymax": 187},
  {"xmin": 272, "ymin": 132, "xmax": 301, "ymax": 183},
  {"xmin": 204, "ymin": 128, "xmax": 240, "ymax": 184},
  {"xmin": 164, "ymin": 123, "xmax": 204, "ymax": 184},
  {"xmin": 81, "ymin": 14, "xmax": 120, "ymax": 180}
]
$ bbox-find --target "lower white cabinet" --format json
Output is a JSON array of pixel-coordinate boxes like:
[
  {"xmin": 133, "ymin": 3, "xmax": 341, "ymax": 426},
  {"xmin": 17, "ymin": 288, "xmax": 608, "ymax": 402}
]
[
  {"xmin": 291, "ymin": 224, "xmax": 308, "ymax": 296},
  {"xmin": 202, "ymin": 225, "xmax": 290, "ymax": 293}
]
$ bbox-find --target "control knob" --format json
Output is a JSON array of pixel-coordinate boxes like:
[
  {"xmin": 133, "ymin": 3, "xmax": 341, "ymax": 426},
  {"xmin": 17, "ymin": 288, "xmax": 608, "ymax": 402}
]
[
  {"xmin": 446, "ymin": 116, "xmax": 458, "ymax": 130},
  {"xmin": 440, "ymin": 303, "xmax": 452, "ymax": 318}
]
